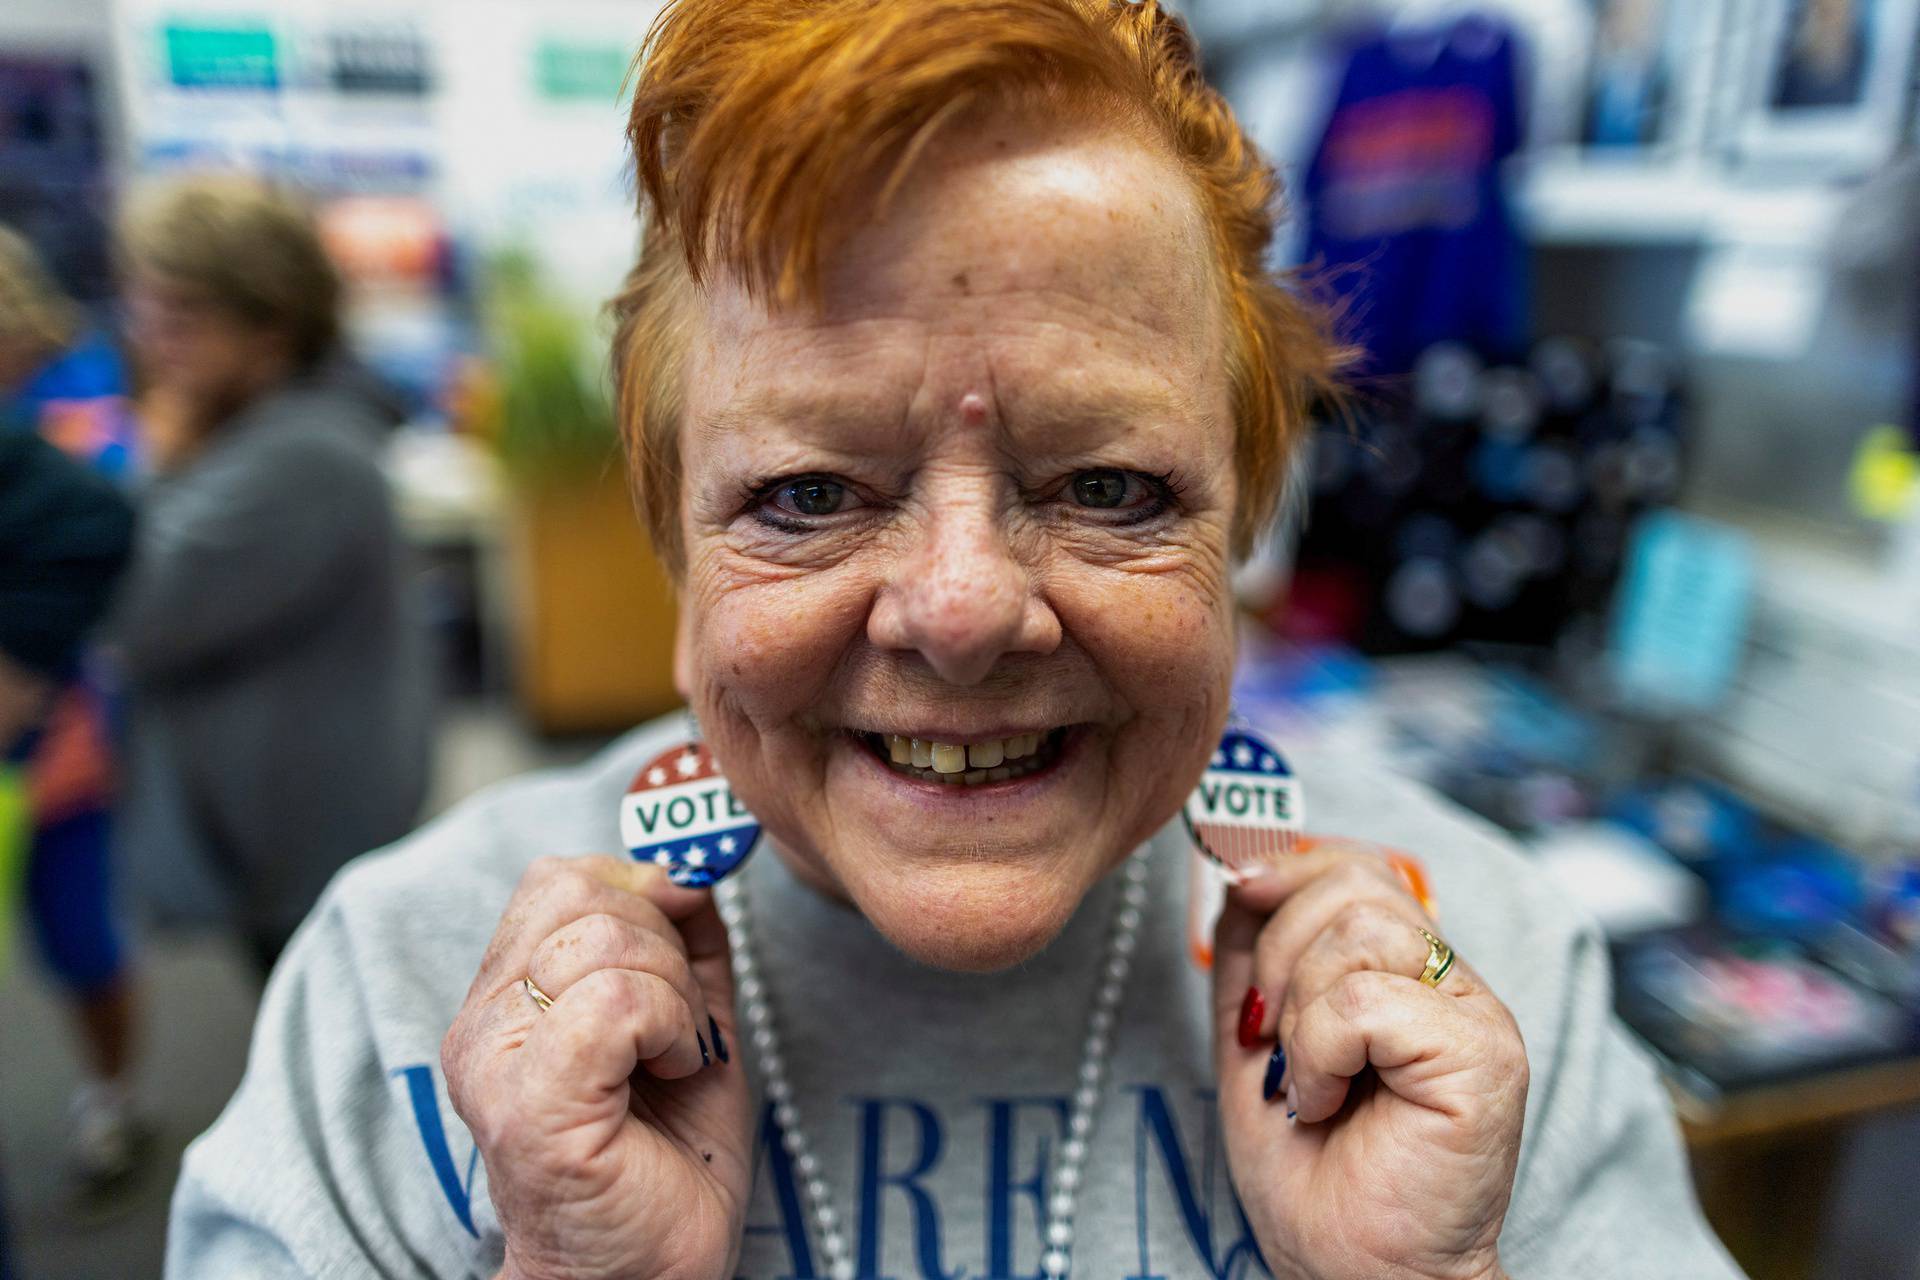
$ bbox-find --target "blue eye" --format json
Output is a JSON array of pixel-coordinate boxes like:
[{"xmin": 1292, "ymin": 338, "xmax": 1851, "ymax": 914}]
[{"xmin": 774, "ymin": 478, "xmax": 847, "ymax": 516}]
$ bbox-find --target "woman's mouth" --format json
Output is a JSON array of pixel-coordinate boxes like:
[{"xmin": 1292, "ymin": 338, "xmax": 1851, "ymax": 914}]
[{"xmin": 856, "ymin": 728, "xmax": 1071, "ymax": 786}]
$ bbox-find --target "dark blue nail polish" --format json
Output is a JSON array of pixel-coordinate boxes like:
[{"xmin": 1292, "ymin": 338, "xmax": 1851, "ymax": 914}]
[
  {"xmin": 1286, "ymin": 1109, "xmax": 1297, "ymax": 1122},
  {"xmin": 710, "ymin": 1015, "xmax": 730, "ymax": 1063},
  {"xmin": 697, "ymin": 1029, "xmax": 711, "ymax": 1067},
  {"xmin": 1262, "ymin": 1046, "xmax": 1286, "ymax": 1102}
]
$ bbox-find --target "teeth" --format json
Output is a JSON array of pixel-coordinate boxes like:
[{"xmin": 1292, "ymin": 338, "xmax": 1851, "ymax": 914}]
[{"xmin": 871, "ymin": 729, "xmax": 1061, "ymax": 785}]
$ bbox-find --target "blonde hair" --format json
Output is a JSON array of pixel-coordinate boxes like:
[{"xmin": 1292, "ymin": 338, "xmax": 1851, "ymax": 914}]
[
  {"xmin": 0, "ymin": 225, "xmax": 79, "ymax": 355},
  {"xmin": 119, "ymin": 174, "xmax": 341, "ymax": 366},
  {"xmin": 612, "ymin": 0, "xmax": 1350, "ymax": 574}
]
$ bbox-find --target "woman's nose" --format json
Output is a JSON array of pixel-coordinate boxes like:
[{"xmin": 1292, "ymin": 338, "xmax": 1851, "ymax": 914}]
[{"xmin": 867, "ymin": 506, "xmax": 1061, "ymax": 685}]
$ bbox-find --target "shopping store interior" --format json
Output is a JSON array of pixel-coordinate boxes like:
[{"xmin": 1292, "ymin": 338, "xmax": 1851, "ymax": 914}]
[{"xmin": 2, "ymin": 0, "xmax": 1918, "ymax": 1276}]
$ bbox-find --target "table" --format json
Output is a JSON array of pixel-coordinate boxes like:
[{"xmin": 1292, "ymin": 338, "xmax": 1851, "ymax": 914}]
[{"xmin": 1674, "ymin": 1058, "xmax": 1920, "ymax": 1280}]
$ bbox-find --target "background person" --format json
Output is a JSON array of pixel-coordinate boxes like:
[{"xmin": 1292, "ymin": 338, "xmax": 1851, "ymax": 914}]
[
  {"xmin": 0, "ymin": 223, "xmax": 150, "ymax": 1194},
  {"xmin": 110, "ymin": 175, "xmax": 432, "ymax": 975},
  {"xmin": 0, "ymin": 225, "xmax": 137, "ymax": 478},
  {"xmin": 0, "ymin": 425, "xmax": 136, "ymax": 1274}
]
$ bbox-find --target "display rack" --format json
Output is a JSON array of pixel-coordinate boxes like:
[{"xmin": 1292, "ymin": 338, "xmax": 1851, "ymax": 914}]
[{"xmin": 1513, "ymin": 155, "xmax": 1847, "ymax": 248}]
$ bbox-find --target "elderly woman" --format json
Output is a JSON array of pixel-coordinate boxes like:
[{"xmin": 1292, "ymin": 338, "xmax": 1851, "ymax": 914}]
[{"xmin": 168, "ymin": 3, "xmax": 1743, "ymax": 1278}]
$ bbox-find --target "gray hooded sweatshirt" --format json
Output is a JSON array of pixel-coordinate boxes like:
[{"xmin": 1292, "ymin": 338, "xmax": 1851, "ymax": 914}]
[
  {"xmin": 114, "ymin": 359, "xmax": 431, "ymax": 949},
  {"xmin": 167, "ymin": 715, "xmax": 1745, "ymax": 1279}
]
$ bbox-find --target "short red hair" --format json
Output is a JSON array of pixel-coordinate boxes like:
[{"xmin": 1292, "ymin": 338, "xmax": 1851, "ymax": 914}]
[{"xmin": 613, "ymin": 0, "xmax": 1347, "ymax": 572}]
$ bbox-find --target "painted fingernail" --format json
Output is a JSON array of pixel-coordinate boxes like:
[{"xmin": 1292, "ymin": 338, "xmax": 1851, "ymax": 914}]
[
  {"xmin": 1237, "ymin": 987, "xmax": 1266, "ymax": 1049},
  {"xmin": 1285, "ymin": 1081, "xmax": 1299, "ymax": 1121},
  {"xmin": 709, "ymin": 1015, "xmax": 729, "ymax": 1063},
  {"xmin": 1262, "ymin": 1046, "xmax": 1287, "ymax": 1102},
  {"xmin": 697, "ymin": 1029, "xmax": 712, "ymax": 1068}
]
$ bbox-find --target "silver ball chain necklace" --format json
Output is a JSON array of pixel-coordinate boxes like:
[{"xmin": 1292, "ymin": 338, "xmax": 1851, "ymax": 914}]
[{"xmin": 715, "ymin": 851, "xmax": 1152, "ymax": 1280}]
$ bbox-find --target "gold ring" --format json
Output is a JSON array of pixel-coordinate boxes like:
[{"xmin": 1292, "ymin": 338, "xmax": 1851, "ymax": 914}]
[
  {"xmin": 523, "ymin": 975, "xmax": 554, "ymax": 1012},
  {"xmin": 1417, "ymin": 927, "xmax": 1455, "ymax": 988}
]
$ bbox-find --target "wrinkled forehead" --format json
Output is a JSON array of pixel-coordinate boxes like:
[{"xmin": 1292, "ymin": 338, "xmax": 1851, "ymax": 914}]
[{"xmin": 684, "ymin": 116, "xmax": 1228, "ymax": 431}]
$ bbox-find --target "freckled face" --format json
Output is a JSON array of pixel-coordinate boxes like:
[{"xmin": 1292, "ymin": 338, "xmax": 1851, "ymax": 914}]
[{"xmin": 676, "ymin": 116, "xmax": 1239, "ymax": 972}]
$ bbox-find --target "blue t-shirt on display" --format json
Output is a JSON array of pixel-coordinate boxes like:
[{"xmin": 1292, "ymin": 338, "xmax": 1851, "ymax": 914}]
[{"xmin": 1301, "ymin": 14, "xmax": 1528, "ymax": 375}]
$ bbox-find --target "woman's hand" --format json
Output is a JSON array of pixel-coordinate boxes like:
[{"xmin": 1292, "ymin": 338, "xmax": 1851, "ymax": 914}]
[
  {"xmin": 134, "ymin": 384, "xmax": 210, "ymax": 474},
  {"xmin": 442, "ymin": 856, "xmax": 753, "ymax": 1280},
  {"xmin": 1211, "ymin": 844, "xmax": 1528, "ymax": 1280}
]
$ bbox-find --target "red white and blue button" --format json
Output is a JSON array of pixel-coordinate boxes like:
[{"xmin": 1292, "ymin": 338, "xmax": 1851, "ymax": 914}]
[
  {"xmin": 619, "ymin": 742, "xmax": 760, "ymax": 888},
  {"xmin": 1182, "ymin": 727, "xmax": 1304, "ymax": 878}
]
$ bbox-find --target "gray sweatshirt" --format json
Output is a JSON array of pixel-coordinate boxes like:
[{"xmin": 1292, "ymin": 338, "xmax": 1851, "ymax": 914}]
[
  {"xmin": 167, "ymin": 714, "xmax": 1746, "ymax": 1279},
  {"xmin": 114, "ymin": 362, "xmax": 431, "ymax": 947}
]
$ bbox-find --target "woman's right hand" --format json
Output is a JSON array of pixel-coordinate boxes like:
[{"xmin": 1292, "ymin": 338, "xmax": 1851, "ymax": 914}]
[
  {"xmin": 134, "ymin": 384, "xmax": 210, "ymax": 473},
  {"xmin": 442, "ymin": 856, "xmax": 753, "ymax": 1280}
]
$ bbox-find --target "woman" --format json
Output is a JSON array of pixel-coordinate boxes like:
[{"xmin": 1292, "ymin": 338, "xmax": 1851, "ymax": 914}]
[
  {"xmin": 0, "ymin": 424, "xmax": 135, "ymax": 1271},
  {"xmin": 0, "ymin": 224, "xmax": 149, "ymax": 1191},
  {"xmin": 112, "ymin": 176, "xmax": 430, "ymax": 973},
  {"xmin": 169, "ymin": 3, "xmax": 1743, "ymax": 1277}
]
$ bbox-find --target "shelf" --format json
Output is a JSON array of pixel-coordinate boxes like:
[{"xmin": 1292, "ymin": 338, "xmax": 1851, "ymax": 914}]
[{"xmin": 1513, "ymin": 158, "xmax": 1846, "ymax": 249}]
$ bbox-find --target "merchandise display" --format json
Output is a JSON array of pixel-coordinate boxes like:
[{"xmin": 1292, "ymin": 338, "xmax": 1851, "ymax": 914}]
[
  {"xmin": 1287, "ymin": 336, "xmax": 1686, "ymax": 653},
  {"xmin": 1613, "ymin": 926, "xmax": 1913, "ymax": 1099},
  {"xmin": 1230, "ymin": 638, "xmax": 1920, "ymax": 1100}
]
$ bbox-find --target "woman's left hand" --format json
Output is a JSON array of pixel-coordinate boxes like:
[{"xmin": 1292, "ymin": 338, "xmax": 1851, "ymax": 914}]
[{"xmin": 1211, "ymin": 844, "xmax": 1528, "ymax": 1280}]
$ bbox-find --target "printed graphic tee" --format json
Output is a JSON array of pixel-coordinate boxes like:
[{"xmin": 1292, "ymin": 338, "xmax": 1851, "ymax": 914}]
[
  {"xmin": 167, "ymin": 715, "xmax": 1744, "ymax": 1279},
  {"xmin": 1302, "ymin": 15, "xmax": 1528, "ymax": 374}
]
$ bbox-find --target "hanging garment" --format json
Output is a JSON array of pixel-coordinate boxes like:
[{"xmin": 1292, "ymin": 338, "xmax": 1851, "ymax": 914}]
[{"xmin": 1301, "ymin": 13, "xmax": 1529, "ymax": 375}]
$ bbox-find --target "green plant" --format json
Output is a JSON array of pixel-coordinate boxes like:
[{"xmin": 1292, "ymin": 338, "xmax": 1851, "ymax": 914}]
[{"xmin": 484, "ymin": 249, "xmax": 621, "ymax": 480}]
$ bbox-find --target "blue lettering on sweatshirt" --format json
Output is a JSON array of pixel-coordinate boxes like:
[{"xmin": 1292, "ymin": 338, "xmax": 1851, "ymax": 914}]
[
  {"xmin": 983, "ymin": 1096, "xmax": 1070, "ymax": 1280},
  {"xmin": 744, "ymin": 1101, "xmax": 818, "ymax": 1280},
  {"xmin": 393, "ymin": 1064, "xmax": 482, "ymax": 1239},
  {"xmin": 397, "ymin": 1069, "xmax": 1266, "ymax": 1277},
  {"xmin": 1129, "ymin": 1086, "xmax": 1266, "ymax": 1280},
  {"xmin": 856, "ymin": 1098, "xmax": 956, "ymax": 1280}
]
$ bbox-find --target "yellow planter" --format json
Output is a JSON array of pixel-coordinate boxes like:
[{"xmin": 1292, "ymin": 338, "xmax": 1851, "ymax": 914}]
[{"xmin": 505, "ymin": 470, "xmax": 681, "ymax": 734}]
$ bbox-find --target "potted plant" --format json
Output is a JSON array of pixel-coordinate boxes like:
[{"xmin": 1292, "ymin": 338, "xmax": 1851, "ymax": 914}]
[{"xmin": 484, "ymin": 251, "xmax": 680, "ymax": 733}]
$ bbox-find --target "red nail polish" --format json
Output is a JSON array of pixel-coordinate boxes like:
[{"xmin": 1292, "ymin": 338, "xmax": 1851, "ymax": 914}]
[{"xmin": 1237, "ymin": 986, "xmax": 1266, "ymax": 1049}]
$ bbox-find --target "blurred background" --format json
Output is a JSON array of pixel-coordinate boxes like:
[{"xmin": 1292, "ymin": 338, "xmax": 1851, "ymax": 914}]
[{"xmin": 0, "ymin": 0, "xmax": 1916, "ymax": 1276}]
